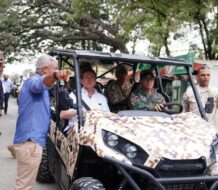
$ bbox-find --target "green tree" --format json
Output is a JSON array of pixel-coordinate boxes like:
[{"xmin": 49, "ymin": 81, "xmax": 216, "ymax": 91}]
[
  {"xmin": 121, "ymin": 0, "xmax": 200, "ymax": 57},
  {"xmin": 119, "ymin": 0, "xmax": 218, "ymax": 59},
  {"xmin": 0, "ymin": 0, "xmax": 13, "ymax": 12},
  {"xmin": 0, "ymin": 0, "xmax": 129, "ymax": 59},
  {"xmin": 1, "ymin": 0, "xmax": 217, "ymax": 60},
  {"xmin": 186, "ymin": 0, "xmax": 218, "ymax": 59}
]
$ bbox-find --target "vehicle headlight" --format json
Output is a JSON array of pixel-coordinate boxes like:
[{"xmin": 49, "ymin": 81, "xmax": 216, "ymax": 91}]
[
  {"xmin": 124, "ymin": 144, "xmax": 137, "ymax": 158},
  {"xmin": 105, "ymin": 132, "xmax": 119, "ymax": 147},
  {"xmin": 102, "ymin": 130, "xmax": 148, "ymax": 164}
]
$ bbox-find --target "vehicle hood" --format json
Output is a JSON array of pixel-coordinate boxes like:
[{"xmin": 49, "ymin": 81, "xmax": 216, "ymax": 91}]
[{"xmin": 79, "ymin": 110, "xmax": 217, "ymax": 168}]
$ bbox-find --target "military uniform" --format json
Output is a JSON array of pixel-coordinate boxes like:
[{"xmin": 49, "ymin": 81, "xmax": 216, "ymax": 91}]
[
  {"xmin": 130, "ymin": 86, "xmax": 165, "ymax": 111},
  {"xmin": 105, "ymin": 80, "xmax": 133, "ymax": 112},
  {"xmin": 106, "ymin": 80, "xmax": 132, "ymax": 104},
  {"xmin": 183, "ymin": 85, "xmax": 218, "ymax": 128}
]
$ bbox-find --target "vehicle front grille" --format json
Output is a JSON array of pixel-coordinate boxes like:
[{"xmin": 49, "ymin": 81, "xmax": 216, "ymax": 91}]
[
  {"xmin": 155, "ymin": 157, "xmax": 206, "ymax": 178},
  {"xmin": 163, "ymin": 182, "xmax": 205, "ymax": 190},
  {"xmin": 152, "ymin": 157, "xmax": 207, "ymax": 190}
]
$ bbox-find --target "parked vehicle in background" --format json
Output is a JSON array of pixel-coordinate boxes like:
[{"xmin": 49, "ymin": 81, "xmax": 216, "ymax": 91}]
[{"xmin": 37, "ymin": 49, "xmax": 218, "ymax": 190}]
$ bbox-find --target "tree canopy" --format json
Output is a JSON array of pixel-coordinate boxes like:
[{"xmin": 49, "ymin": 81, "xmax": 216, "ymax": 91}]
[
  {"xmin": 0, "ymin": 0, "xmax": 217, "ymax": 60},
  {"xmin": 0, "ymin": 0, "xmax": 12, "ymax": 11}
]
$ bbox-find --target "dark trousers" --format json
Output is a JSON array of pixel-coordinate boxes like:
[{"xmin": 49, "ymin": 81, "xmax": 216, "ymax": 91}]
[{"xmin": 4, "ymin": 92, "xmax": 10, "ymax": 114}]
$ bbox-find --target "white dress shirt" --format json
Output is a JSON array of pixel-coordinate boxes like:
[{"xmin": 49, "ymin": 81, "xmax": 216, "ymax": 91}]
[
  {"xmin": 2, "ymin": 80, "xmax": 13, "ymax": 93},
  {"xmin": 69, "ymin": 87, "xmax": 110, "ymax": 112},
  {"xmin": 64, "ymin": 87, "xmax": 110, "ymax": 131}
]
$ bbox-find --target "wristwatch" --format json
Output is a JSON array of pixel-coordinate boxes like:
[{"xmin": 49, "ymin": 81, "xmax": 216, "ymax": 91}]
[{"xmin": 53, "ymin": 71, "xmax": 58, "ymax": 80}]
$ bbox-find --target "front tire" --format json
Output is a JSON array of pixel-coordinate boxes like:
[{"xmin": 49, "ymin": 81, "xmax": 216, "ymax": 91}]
[
  {"xmin": 70, "ymin": 177, "xmax": 105, "ymax": 190},
  {"xmin": 36, "ymin": 144, "xmax": 54, "ymax": 183}
]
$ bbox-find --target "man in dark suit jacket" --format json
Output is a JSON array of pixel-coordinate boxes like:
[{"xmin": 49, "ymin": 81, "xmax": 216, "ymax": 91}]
[{"xmin": 0, "ymin": 51, "xmax": 5, "ymax": 117}]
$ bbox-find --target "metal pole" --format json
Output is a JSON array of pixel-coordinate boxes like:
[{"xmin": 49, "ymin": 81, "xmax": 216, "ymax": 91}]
[{"xmin": 72, "ymin": 55, "xmax": 83, "ymax": 128}]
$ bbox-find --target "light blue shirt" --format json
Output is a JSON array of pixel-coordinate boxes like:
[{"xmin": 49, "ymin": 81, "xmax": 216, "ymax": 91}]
[{"xmin": 13, "ymin": 73, "xmax": 50, "ymax": 148}]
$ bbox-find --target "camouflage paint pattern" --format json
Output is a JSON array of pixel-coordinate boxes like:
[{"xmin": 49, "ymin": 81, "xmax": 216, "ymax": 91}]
[
  {"xmin": 49, "ymin": 121, "xmax": 79, "ymax": 176},
  {"xmin": 49, "ymin": 110, "xmax": 218, "ymax": 177}
]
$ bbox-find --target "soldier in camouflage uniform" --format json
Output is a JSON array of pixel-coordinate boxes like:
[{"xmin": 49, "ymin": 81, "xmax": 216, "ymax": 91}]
[
  {"xmin": 130, "ymin": 70, "xmax": 165, "ymax": 111},
  {"xmin": 183, "ymin": 66, "xmax": 218, "ymax": 128},
  {"xmin": 105, "ymin": 65, "xmax": 133, "ymax": 112}
]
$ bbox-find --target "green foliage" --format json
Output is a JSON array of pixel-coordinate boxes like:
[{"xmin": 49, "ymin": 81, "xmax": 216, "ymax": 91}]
[
  {"xmin": 183, "ymin": 0, "xmax": 218, "ymax": 59},
  {"xmin": 0, "ymin": 0, "xmax": 129, "ymax": 60},
  {"xmin": 0, "ymin": 0, "xmax": 13, "ymax": 10},
  {"xmin": 0, "ymin": 0, "xmax": 217, "ymax": 60}
]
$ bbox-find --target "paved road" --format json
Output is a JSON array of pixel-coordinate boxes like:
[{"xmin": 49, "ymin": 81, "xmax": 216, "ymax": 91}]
[{"xmin": 0, "ymin": 97, "xmax": 57, "ymax": 190}]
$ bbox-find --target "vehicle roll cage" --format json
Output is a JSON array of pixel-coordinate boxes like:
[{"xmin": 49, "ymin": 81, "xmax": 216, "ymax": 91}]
[
  {"xmin": 50, "ymin": 49, "xmax": 217, "ymax": 190},
  {"xmin": 51, "ymin": 49, "xmax": 207, "ymax": 125}
]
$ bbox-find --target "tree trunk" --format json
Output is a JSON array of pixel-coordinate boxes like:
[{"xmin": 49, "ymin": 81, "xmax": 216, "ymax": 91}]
[
  {"xmin": 198, "ymin": 20, "xmax": 208, "ymax": 59},
  {"xmin": 201, "ymin": 17, "xmax": 214, "ymax": 59},
  {"xmin": 163, "ymin": 35, "xmax": 170, "ymax": 56}
]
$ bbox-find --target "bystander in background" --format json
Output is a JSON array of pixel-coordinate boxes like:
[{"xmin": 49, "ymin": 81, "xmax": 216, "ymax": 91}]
[
  {"xmin": 2, "ymin": 74, "xmax": 14, "ymax": 114},
  {"xmin": 0, "ymin": 51, "xmax": 4, "ymax": 119},
  {"xmin": 183, "ymin": 65, "xmax": 218, "ymax": 129}
]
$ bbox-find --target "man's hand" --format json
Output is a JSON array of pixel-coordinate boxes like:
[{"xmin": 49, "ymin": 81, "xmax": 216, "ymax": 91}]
[
  {"xmin": 44, "ymin": 69, "xmax": 70, "ymax": 87},
  {"xmin": 0, "ymin": 109, "xmax": 2, "ymax": 117},
  {"xmin": 56, "ymin": 70, "xmax": 70, "ymax": 81},
  {"xmin": 155, "ymin": 103, "xmax": 164, "ymax": 112}
]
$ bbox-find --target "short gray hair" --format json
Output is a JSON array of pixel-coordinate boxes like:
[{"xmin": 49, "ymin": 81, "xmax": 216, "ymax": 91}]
[{"xmin": 35, "ymin": 54, "xmax": 57, "ymax": 70}]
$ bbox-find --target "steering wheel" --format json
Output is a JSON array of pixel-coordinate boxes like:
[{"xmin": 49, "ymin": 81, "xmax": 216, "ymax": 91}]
[{"xmin": 161, "ymin": 102, "xmax": 183, "ymax": 114}]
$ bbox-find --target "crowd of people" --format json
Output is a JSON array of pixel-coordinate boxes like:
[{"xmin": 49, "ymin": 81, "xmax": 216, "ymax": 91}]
[{"xmin": 0, "ymin": 50, "xmax": 218, "ymax": 189}]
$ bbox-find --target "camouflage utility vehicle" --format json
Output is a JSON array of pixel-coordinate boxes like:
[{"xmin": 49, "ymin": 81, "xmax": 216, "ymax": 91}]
[{"xmin": 37, "ymin": 49, "xmax": 218, "ymax": 190}]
